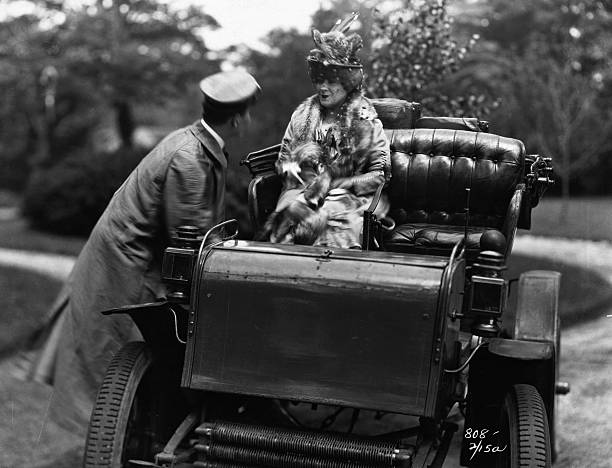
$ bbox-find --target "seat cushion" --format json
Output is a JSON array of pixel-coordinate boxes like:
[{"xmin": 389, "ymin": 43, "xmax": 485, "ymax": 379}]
[{"xmin": 385, "ymin": 223, "xmax": 490, "ymax": 252}]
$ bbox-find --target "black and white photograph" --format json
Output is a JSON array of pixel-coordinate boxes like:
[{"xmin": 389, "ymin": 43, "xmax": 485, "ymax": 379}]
[{"xmin": 0, "ymin": 0, "xmax": 610, "ymax": 466}]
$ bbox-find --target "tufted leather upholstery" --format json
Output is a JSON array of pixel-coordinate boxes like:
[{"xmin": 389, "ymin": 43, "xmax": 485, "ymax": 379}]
[{"xmin": 380, "ymin": 128, "xmax": 525, "ymax": 254}]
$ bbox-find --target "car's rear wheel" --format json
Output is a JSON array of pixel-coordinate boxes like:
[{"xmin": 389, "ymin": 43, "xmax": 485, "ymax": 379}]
[
  {"xmin": 496, "ymin": 384, "xmax": 551, "ymax": 468},
  {"xmin": 83, "ymin": 341, "xmax": 180, "ymax": 468}
]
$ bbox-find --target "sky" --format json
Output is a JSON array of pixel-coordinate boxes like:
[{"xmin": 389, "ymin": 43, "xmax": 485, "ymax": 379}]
[
  {"xmin": 197, "ymin": 0, "xmax": 327, "ymax": 51},
  {"xmin": 1, "ymin": 0, "xmax": 328, "ymax": 51}
]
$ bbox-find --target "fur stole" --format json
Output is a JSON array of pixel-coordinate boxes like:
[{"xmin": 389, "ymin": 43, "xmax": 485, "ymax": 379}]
[{"xmin": 288, "ymin": 91, "xmax": 379, "ymax": 179}]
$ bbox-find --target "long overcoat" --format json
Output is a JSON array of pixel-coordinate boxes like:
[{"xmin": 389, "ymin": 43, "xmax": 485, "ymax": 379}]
[{"xmin": 30, "ymin": 121, "xmax": 227, "ymax": 434}]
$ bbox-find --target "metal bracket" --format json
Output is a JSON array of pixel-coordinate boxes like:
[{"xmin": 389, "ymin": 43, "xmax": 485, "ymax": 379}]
[
  {"xmin": 316, "ymin": 248, "xmax": 334, "ymax": 262},
  {"xmin": 154, "ymin": 411, "xmax": 200, "ymax": 466}
]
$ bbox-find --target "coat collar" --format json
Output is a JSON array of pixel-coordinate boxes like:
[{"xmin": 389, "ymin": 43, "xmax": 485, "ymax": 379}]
[{"xmin": 189, "ymin": 120, "xmax": 227, "ymax": 168}]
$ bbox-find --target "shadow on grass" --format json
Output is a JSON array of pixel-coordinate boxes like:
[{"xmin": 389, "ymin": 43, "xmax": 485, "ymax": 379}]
[{"xmin": 508, "ymin": 254, "xmax": 612, "ymax": 327}]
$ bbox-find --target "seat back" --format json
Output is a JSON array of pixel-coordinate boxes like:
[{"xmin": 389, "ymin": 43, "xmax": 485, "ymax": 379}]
[
  {"xmin": 240, "ymin": 144, "xmax": 282, "ymax": 231},
  {"xmin": 385, "ymin": 128, "xmax": 525, "ymax": 230}
]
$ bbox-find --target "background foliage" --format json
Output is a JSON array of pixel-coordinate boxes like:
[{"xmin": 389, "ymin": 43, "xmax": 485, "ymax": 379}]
[
  {"xmin": 2, "ymin": 0, "xmax": 611, "ymax": 237},
  {"xmin": 22, "ymin": 146, "xmax": 147, "ymax": 234},
  {"xmin": 369, "ymin": 0, "xmax": 496, "ymax": 117}
]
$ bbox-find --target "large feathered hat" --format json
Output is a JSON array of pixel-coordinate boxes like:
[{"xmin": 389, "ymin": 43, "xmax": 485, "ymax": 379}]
[{"xmin": 307, "ymin": 12, "xmax": 364, "ymax": 91}]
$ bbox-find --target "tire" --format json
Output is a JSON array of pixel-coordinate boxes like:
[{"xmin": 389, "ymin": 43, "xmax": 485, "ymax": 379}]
[
  {"xmin": 497, "ymin": 384, "xmax": 551, "ymax": 468},
  {"xmin": 83, "ymin": 341, "xmax": 156, "ymax": 468}
]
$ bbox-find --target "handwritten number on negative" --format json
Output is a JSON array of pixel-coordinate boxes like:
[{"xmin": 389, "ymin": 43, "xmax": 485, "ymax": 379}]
[{"xmin": 464, "ymin": 428, "xmax": 507, "ymax": 460}]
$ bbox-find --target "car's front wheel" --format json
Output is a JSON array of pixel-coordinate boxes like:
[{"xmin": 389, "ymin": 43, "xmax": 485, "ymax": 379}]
[
  {"xmin": 496, "ymin": 384, "xmax": 551, "ymax": 468},
  {"xmin": 83, "ymin": 341, "xmax": 182, "ymax": 468}
]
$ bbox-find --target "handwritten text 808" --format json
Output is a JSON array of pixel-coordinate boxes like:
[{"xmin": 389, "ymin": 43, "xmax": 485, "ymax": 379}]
[{"xmin": 464, "ymin": 427, "xmax": 507, "ymax": 461}]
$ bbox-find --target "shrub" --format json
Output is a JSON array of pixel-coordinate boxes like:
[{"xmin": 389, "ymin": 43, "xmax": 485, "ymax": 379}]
[{"xmin": 22, "ymin": 146, "xmax": 147, "ymax": 235}]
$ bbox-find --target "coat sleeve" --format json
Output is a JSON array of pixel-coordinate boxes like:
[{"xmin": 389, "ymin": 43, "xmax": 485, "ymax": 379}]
[
  {"xmin": 363, "ymin": 118, "xmax": 391, "ymax": 178},
  {"xmin": 163, "ymin": 148, "xmax": 216, "ymax": 240},
  {"xmin": 332, "ymin": 117, "xmax": 391, "ymax": 196}
]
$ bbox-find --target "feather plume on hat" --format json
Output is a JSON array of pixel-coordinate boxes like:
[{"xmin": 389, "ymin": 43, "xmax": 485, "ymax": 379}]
[{"xmin": 309, "ymin": 12, "xmax": 363, "ymax": 66}]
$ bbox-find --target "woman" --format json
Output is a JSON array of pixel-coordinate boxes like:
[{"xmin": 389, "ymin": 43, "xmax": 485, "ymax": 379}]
[{"xmin": 263, "ymin": 13, "xmax": 391, "ymax": 248}]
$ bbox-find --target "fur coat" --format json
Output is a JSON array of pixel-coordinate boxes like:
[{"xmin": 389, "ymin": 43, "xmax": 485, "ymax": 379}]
[{"xmin": 265, "ymin": 92, "xmax": 390, "ymax": 248}]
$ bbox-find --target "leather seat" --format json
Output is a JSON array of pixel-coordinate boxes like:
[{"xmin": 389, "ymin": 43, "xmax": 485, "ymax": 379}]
[{"xmin": 382, "ymin": 128, "xmax": 525, "ymax": 257}]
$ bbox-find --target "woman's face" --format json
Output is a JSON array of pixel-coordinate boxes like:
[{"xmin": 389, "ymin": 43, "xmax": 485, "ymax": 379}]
[{"xmin": 316, "ymin": 80, "xmax": 347, "ymax": 110}]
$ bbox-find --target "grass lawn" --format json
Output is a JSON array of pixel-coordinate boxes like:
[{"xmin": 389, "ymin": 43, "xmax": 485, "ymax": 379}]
[
  {"xmin": 0, "ymin": 364, "xmax": 84, "ymax": 468},
  {"xmin": 0, "ymin": 266, "xmax": 80, "ymax": 468},
  {"xmin": 0, "ymin": 217, "xmax": 85, "ymax": 256},
  {"xmin": 526, "ymin": 196, "xmax": 612, "ymax": 241},
  {"xmin": 0, "ymin": 265, "xmax": 62, "ymax": 358}
]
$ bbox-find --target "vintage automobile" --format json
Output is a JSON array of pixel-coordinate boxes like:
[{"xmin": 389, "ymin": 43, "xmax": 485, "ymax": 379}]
[{"xmin": 83, "ymin": 98, "xmax": 565, "ymax": 468}]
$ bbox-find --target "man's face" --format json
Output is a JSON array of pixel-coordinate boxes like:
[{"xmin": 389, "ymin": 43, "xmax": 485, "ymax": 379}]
[{"xmin": 315, "ymin": 80, "xmax": 347, "ymax": 110}]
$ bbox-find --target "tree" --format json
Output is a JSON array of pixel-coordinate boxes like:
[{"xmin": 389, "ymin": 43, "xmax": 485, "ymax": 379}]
[
  {"xmin": 64, "ymin": 0, "xmax": 220, "ymax": 148},
  {"xmin": 461, "ymin": 0, "xmax": 612, "ymax": 200},
  {"xmin": 0, "ymin": 12, "xmax": 69, "ymax": 185},
  {"xmin": 507, "ymin": 53, "xmax": 612, "ymax": 211},
  {"xmin": 0, "ymin": 0, "xmax": 220, "ymax": 181},
  {"xmin": 368, "ymin": 0, "xmax": 497, "ymax": 116}
]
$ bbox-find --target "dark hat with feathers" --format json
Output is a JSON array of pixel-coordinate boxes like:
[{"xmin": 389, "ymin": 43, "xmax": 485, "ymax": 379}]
[
  {"xmin": 308, "ymin": 12, "xmax": 363, "ymax": 67},
  {"xmin": 307, "ymin": 12, "xmax": 364, "ymax": 90}
]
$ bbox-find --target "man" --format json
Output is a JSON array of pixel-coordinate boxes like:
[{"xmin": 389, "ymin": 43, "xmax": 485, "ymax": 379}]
[{"xmin": 30, "ymin": 70, "xmax": 261, "ymax": 434}]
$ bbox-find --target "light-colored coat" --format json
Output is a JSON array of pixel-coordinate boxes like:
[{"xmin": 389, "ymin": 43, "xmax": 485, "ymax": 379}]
[{"xmin": 30, "ymin": 121, "xmax": 227, "ymax": 434}]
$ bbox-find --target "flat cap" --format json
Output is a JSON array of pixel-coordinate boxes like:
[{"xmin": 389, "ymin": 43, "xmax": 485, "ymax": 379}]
[{"xmin": 199, "ymin": 70, "xmax": 261, "ymax": 110}]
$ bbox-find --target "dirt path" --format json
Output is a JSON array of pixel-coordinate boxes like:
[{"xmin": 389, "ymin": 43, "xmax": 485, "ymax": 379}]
[
  {"xmin": 0, "ymin": 247, "xmax": 74, "ymax": 280},
  {"xmin": 445, "ymin": 311, "xmax": 612, "ymax": 468},
  {"xmin": 554, "ymin": 313, "xmax": 612, "ymax": 468},
  {"xmin": 514, "ymin": 234, "xmax": 612, "ymax": 282}
]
